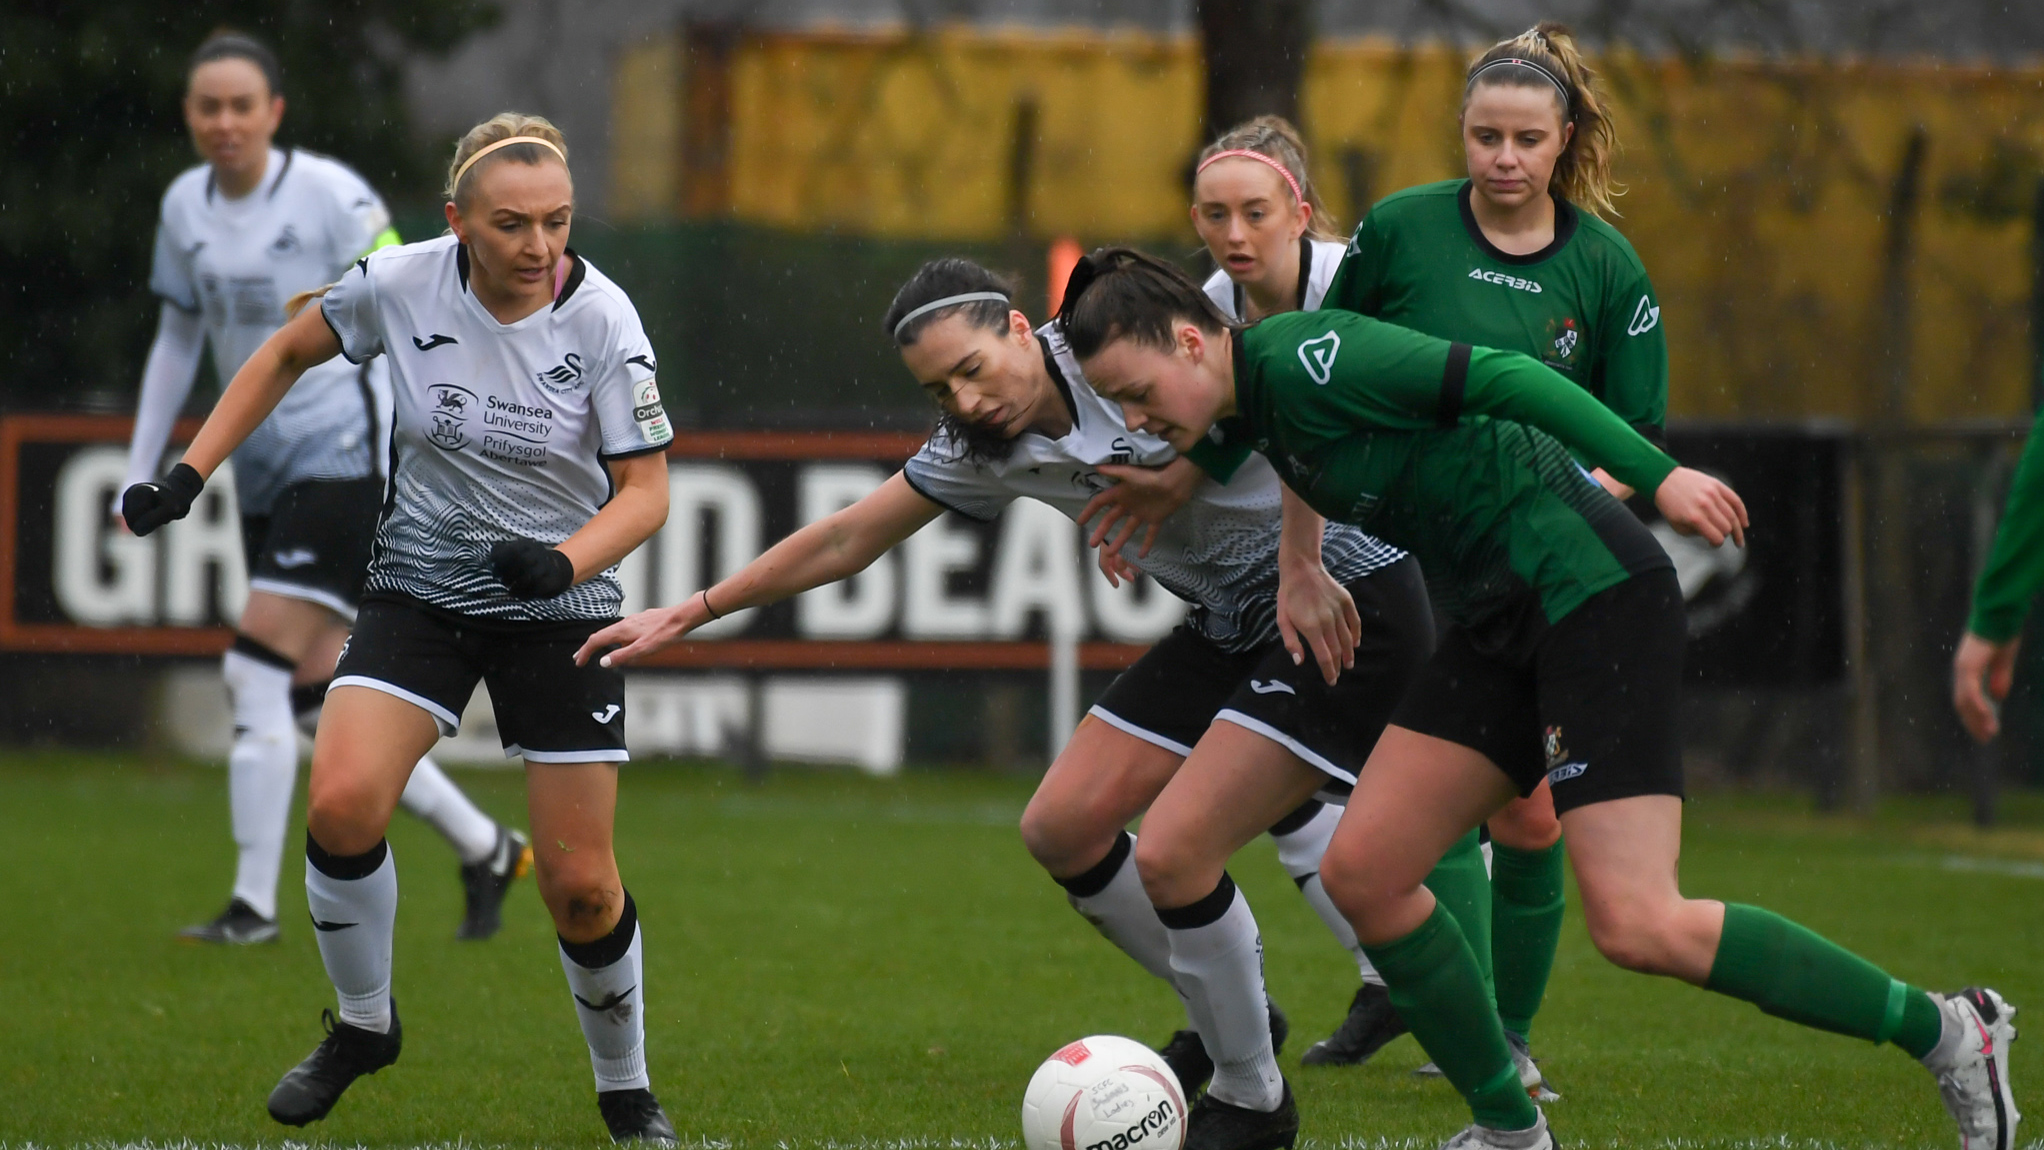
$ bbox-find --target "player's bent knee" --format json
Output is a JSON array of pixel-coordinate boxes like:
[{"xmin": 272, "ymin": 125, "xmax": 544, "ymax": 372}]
[
  {"xmin": 1018, "ymin": 793, "xmax": 1121, "ymax": 877},
  {"xmin": 1490, "ymin": 803, "xmax": 1561, "ymax": 850},
  {"xmin": 1583, "ymin": 901, "xmax": 1684, "ymax": 975},
  {"xmin": 539, "ymin": 873, "xmax": 623, "ymax": 940},
  {"xmin": 1131, "ymin": 830, "xmax": 1214, "ymax": 909},
  {"xmin": 304, "ymin": 777, "xmax": 392, "ymax": 856}
]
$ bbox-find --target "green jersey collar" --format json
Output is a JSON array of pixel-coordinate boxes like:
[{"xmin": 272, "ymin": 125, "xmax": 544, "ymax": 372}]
[{"xmin": 1457, "ymin": 180, "xmax": 1579, "ymax": 267}]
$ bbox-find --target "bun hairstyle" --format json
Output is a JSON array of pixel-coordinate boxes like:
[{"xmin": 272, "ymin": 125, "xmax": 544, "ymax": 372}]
[
  {"xmin": 1056, "ymin": 247, "xmax": 1235, "ymax": 362},
  {"xmin": 882, "ymin": 258, "xmax": 1018, "ymax": 346},
  {"xmin": 189, "ymin": 30, "xmax": 282, "ymax": 98},
  {"xmin": 1464, "ymin": 22, "xmax": 1622, "ymax": 219},
  {"xmin": 445, "ymin": 112, "xmax": 571, "ymax": 209},
  {"xmin": 1196, "ymin": 115, "xmax": 1342, "ymax": 242}
]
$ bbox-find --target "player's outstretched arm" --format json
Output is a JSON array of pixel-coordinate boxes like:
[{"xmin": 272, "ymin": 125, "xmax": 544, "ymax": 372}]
[
  {"xmin": 575, "ymin": 471, "xmax": 943, "ymax": 667},
  {"xmin": 121, "ymin": 304, "xmax": 341, "ymax": 536},
  {"xmin": 1275, "ymin": 483, "xmax": 1361, "ymax": 686}
]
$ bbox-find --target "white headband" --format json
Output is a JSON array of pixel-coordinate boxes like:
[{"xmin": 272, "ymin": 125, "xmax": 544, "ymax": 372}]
[{"xmin": 893, "ymin": 292, "xmax": 1011, "ymax": 340}]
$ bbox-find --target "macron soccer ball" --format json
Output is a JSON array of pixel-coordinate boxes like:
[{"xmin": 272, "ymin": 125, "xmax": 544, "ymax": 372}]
[{"xmin": 1021, "ymin": 1035, "xmax": 1188, "ymax": 1150}]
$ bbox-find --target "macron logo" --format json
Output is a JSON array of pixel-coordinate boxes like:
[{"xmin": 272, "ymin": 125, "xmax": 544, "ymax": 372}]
[
  {"xmin": 1297, "ymin": 331, "xmax": 1341, "ymax": 386},
  {"xmin": 1627, "ymin": 295, "xmax": 1661, "ymax": 336}
]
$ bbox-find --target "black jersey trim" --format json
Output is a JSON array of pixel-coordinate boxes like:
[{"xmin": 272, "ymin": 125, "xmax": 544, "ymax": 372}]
[
  {"xmin": 455, "ymin": 244, "xmax": 471, "ymax": 292},
  {"xmin": 1035, "ymin": 333, "xmax": 1079, "ymax": 428},
  {"xmin": 1439, "ymin": 343, "xmax": 1473, "ymax": 427},
  {"xmin": 552, "ymin": 249, "xmax": 588, "ymax": 310},
  {"xmin": 1456, "ymin": 180, "xmax": 1579, "ymax": 267},
  {"xmin": 598, "ymin": 441, "xmax": 670, "ymax": 462},
  {"xmin": 319, "ymin": 300, "xmax": 366, "ymax": 365},
  {"xmin": 1226, "ymin": 236, "xmax": 1314, "ymax": 319},
  {"xmin": 266, "ymin": 148, "xmax": 295, "ymax": 201},
  {"xmin": 899, "ymin": 465, "xmax": 995, "ymax": 523},
  {"xmin": 353, "ymin": 361, "xmax": 380, "ymax": 474}
]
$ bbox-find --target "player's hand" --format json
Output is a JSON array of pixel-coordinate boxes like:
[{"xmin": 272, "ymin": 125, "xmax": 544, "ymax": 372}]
[
  {"xmin": 1096, "ymin": 544, "xmax": 1140, "ymax": 589},
  {"xmin": 490, "ymin": 538, "xmax": 574, "ymax": 599},
  {"xmin": 120, "ymin": 463, "xmax": 204, "ymax": 537},
  {"xmin": 575, "ymin": 603, "xmax": 706, "ymax": 668},
  {"xmin": 1652, "ymin": 467, "xmax": 1747, "ymax": 548},
  {"xmin": 1590, "ymin": 467, "xmax": 1635, "ymax": 500},
  {"xmin": 1954, "ymin": 631, "xmax": 2020, "ymax": 743},
  {"xmin": 1276, "ymin": 557, "xmax": 1361, "ymax": 686},
  {"xmin": 1077, "ymin": 458, "xmax": 1202, "ymax": 560}
]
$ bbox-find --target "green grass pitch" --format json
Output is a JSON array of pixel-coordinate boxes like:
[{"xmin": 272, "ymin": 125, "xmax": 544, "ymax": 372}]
[{"xmin": 2, "ymin": 751, "xmax": 2041, "ymax": 1148}]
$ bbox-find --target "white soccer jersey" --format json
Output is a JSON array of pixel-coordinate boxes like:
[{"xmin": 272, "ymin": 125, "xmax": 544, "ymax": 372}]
[
  {"xmin": 902, "ymin": 323, "xmax": 1403, "ymax": 652},
  {"xmin": 319, "ymin": 236, "xmax": 674, "ymax": 622},
  {"xmin": 1202, "ymin": 238, "xmax": 1347, "ymax": 323},
  {"xmin": 149, "ymin": 148, "xmax": 395, "ymax": 513}
]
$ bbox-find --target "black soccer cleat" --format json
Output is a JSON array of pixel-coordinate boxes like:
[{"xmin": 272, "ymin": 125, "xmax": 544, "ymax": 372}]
[
  {"xmin": 457, "ymin": 826, "xmax": 532, "ymax": 940},
  {"xmin": 178, "ymin": 897, "xmax": 280, "ymax": 945},
  {"xmin": 1185, "ymin": 1079, "xmax": 1298, "ymax": 1150},
  {"xmin": 1301, "ymin": 982, "xmax": 1407, "ymax": 1067},
  {"xmin": 266, "ymin": 1003, "xmax": 402, "ymax": 1126},
  {"xmin": 1160, "ymin": 999, "xmax": 1291, "ymax": 1100},
  {"xmin": 598, "ymin": 1087, "xmax": 679, "ymax": 1145}
]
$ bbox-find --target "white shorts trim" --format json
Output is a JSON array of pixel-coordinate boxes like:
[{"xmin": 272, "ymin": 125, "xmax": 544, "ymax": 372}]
[
  {"xmin": 249, "ymin": 578, "xmax": 358, "ymax": 622},
  {"xmin": 509, "ymin": 744, "xmax": 631, "ymax": 764},
  {"xmin": 1086, "ymin": 704, "xmax": 1194, "ymax": 758},
  {"xmin": 331, "ymin": 675, "xmax": 460, "ymax": 737},
  {"xmin": 1212, "ymin": 708, "xmax": 1357, "ymax": 786}
]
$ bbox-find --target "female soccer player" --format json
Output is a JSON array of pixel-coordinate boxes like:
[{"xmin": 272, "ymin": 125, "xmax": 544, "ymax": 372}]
[
  {"xmin": 577, "ymin": 257, "xmax": 1488, "ymax": 1150},
  {"xmin": 125, "ymin": 31, "xmax": 527, "ymax": 946},
  {"xmin": 1955, "ymin": 408, "xmax": 2044, "ymax": 743},
  {"xmin": 1318, "ymin": 22, "xmax": 1665, "ymax": 1077},
  {"xmin": 123, "ymin": 113, "xmax": 679, "ymax": 1144},
  {"xmin": 1061, "ymin": 247, "xmax": 2017, "ymax": 1150}
]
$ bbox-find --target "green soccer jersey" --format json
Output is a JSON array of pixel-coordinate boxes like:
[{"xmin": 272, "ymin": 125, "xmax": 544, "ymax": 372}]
[
  {"xmin": 1215, "ymin": 310, "xmax": 1677, "ymax": 651},
  {"xmin": 1969, "ymin": 409, "xmax": 2044, "ymax": 642},
  {"xmin": 1325, "ymin": 179, "xmax": 1668, "ymax": 449}
]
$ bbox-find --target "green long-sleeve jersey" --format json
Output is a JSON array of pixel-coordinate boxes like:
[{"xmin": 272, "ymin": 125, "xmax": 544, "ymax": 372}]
[
  {"xmin": 1213, "ymin": 309, "xmax": 1677, "ymax": 653},
  {"xmin": 1325, "ymin": 179, "xmax": 1668, "ymax": 451},
  {"xmin": 1969, "ymin": 410, "xmax": 2044, "ymax": 641}
]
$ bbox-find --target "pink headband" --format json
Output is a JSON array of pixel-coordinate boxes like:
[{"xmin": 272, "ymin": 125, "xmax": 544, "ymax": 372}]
[{"xmin": 1196, "ymin": 149, "xmax": 1304, "ymax": 205}]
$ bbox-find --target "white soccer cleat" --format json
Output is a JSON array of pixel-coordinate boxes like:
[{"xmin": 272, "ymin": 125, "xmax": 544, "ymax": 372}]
[
  {"xmin": 1438, "ymin": 1110, "xmax": 1552, "ymax": 1150},
  {"xmin": 1925, "ymin": 988, "xmax": 2019, "ymax": 1150},
  {"xmin": 1413, "ymin": 1033, "xmax": 1557, "ymax": 1102}
]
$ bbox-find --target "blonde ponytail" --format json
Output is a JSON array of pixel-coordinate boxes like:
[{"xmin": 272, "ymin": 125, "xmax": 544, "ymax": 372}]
[
  {"xmin": 1464, "ymin": 22, "xmax": 1622, "ymax": 219},
  {"xmin": 1196, "ymin": 115, "xmax": 1343, "ymax": 241},
  {"xmin": 284, "ymin": 284, "xmax": 332, "ymax": 317},
  {"xmin": 445, "ymin": 112, "xmax": 571, "ymax": 208}
]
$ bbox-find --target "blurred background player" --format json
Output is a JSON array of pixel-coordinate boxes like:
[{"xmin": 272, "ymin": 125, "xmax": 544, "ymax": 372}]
[
  {"xmin": 1955, "ymin": 402, "xmax": 2044, "ymax": 742},
  {"xmin": 124, "ymin": 30, "xmax": 528, "ymax": 946},
  {"xmin": 124, "ymin": 113, "xmax": 680, "ymax": 1142},
  {"xmin": 1317, "ymin": 22, "xmax": 1668, "ymax": 1082}
]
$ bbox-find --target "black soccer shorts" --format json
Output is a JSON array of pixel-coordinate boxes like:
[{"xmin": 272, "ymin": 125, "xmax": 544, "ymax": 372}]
[
  {"xmin": 239, "ymin": 478, "xmax": 383, "ymax": 618},
  {"xmin": 332, "ymin": 593, "xmax": 629, "ymax": 762},
  {"xmin": 1389, "ymin": 568, "xmax": 1686, "ymax": 814},
  {"xmin": 1090, "ymin": 556, "xmax": 1433, "ymax": 796}
]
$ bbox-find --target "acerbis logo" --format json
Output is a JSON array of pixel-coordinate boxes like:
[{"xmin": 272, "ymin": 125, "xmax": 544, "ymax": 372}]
[
  {"xmin": 1547, "ymin": 761, "xmax": 1588, "ymax": 785},
  {"xmin": 1086, "ymin": 1099, "xmax": 1177, "ymax": 1150},
  {"xmin": 535, "ymin": 353, "xmax": 588, "ymax": 394},
  {"xmin": 1297, "ymin": 331, "xmax": 1341, "ymax": 385},
  {"xmin": 1627, "ymin": 294, "xmax": 1661, "ymax": 336},
  {"xmin": 1468, "ymin": 267, "xmax": 1543, "ymax": 294}
]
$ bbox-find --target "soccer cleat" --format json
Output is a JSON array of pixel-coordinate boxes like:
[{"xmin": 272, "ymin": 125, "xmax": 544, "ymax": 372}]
[
  {"xmin": 1159, "ymin": 1000, "xmax": 1291, "ymax": 1099},
  {"xmin": 1438, "ymin": 1110, "xmax": 1553, "ymax": 1150},
  {"xmin": 177, "ymin": 898, "xmax": 280, "ymax": 945},
  {"xmin": 266, "ymin": 1003, "xmax": 402, "ymax": 1126},
  {"xmin": 1924, "ymin": 987, "xmax": 2019, "ymax": 1150},
  {"xmin": 1301, "ymin": 982, "xmax": 1407, "ymax": 1066},
  {"xmin": 598, "ymin": 1087, "xmax": 679, "ymax": 1145},
  {"xmin": 1413, "ymin": 1031, "xmax": 1555, "ymax": 1101},
  {"xmin": 1185, "ymin": 1080, "xmax": 1298, "ymax": 1150},
  {"xmin": 456, "ymin": 826, "xmax": 532, "ymax": 940}
]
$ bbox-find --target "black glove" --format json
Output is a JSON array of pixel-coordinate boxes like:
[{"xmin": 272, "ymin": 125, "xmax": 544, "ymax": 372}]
[
  {"xmin": 490, "ymin": 538, "xmax": 575, "ymax": 599},
  {"xmin": 121, "ymin": 463, "xmax": 205, "ymax": 537}
]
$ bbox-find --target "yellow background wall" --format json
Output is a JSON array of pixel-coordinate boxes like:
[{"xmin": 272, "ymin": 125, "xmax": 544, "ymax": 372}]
[{"xmin": 612, "ymin": 29, "xmax": 2044, "ymax": 422}]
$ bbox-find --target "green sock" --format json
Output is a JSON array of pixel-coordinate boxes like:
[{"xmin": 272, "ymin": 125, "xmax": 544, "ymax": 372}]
[
  {"xmin": 1491, "ymin": 839, "xmax": 1566, "ymax": 1039},
  {"xmin": 1423, "ymin": 829, "xmax": 1496, "ymax": 1006},
  {"xmin": 1365, "ymin": 901, "xmax": 1538, "ymax": 1131},
  {"xmin": 1706, "ymin": 903, "xmax": 1945, "ymax": 1059}
]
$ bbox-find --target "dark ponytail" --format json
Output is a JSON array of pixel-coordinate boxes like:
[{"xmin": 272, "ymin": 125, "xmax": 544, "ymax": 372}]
[{"xmin": 1057, "ymin": 247, "xmax": 1235, "ymax": 362}]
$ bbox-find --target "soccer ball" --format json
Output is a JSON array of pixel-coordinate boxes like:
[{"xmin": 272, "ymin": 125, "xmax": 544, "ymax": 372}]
[{"xmin": 1021, "ymin": 1035, "xmax": 1188, "ymax": 1150}]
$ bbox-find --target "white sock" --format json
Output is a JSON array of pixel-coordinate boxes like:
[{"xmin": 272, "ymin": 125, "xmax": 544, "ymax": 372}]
[
  {"xmin": 224, "ymin": 643, "xmax": 298, "ymax": 921},
  {"xmin": 305, "ymin": 837, "xmax": 398, "ymax": 1033},
  {"xmin": 1269, "ymin": 801, "xmax": 1382, "ymax": 986},
  {"xmin": 1056, "ymin": 832, "xmax": 1180, "ymax": 988},
  {"xmin": 1160, "ymin": 875, "xmax": 1283, "ymax": 1111},
  {"xmin": 398, "ymin": 755, "xmax": 498, "ymax": 864},
  {"xmin": 560, "ymin": 894, "xmax": 650, "ymax": 1092}
]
